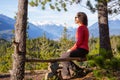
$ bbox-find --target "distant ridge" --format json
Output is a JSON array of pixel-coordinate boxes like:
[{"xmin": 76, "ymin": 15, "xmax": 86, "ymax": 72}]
[{"xmin": 89, "ymin": 19, "xmax": 120, "ymax": 37}]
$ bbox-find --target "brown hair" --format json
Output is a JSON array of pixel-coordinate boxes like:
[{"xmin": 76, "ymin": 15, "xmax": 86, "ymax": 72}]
[{"xmin": 76, "ymin": 12, "xmax": 88, "ymax": 26}]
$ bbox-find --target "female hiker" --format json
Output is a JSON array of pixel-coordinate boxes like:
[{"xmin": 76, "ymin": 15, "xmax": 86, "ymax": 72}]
[{"xmin": 60, "ymin": 12, "xmax": 89, "ymax": 79}]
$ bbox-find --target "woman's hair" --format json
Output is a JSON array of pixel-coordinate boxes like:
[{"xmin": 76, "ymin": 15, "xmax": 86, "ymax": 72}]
[{"xmin": 76, "ymin": 12, "xmax": 88, "ymax": 26}]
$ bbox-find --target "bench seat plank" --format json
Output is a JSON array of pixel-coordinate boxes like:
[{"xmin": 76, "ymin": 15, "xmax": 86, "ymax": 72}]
[{"xmin": 26, "ymin": 57, "xmax": 87, "ymax": 63}]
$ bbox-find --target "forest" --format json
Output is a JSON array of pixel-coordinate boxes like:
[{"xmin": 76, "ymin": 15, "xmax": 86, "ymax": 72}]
[{"xmin": 0, "ymin": 34, "xmax": 120, "ymax": 79}]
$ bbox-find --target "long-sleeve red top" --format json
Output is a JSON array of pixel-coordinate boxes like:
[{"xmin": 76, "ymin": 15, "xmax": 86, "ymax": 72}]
[{"xmin": 70, "ymin": 25, "xmax": 89, "ymax": 51}]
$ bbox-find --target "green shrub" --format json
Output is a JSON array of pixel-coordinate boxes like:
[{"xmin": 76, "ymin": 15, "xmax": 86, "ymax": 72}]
[
  {"xmin": 87, "ymin": 60, "xmax": 96, "ymax": 67},
  {"xmin": 94, "ymin": 56, "xmax": 105, "ymax": 68}
]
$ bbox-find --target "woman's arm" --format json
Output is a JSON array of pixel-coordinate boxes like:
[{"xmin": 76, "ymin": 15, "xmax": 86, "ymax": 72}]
[{"xmin": 70, "ymin": 27, "xmax": 84, "ymax": 50}]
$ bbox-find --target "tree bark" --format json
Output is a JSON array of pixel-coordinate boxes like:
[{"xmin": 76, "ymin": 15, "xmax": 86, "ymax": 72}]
[
  {"xmin": 10, "ymin": 0, "xmax": 28, "ymax": 80},
  {"xmin": 98, "ymin": 1, "xmax": 113, "ymax": 58}
]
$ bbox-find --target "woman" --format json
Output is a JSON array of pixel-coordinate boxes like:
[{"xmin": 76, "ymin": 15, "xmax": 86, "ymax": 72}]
[{"xmin": 60, "ymin": 12, "xmax": 89, "ymax": 79}]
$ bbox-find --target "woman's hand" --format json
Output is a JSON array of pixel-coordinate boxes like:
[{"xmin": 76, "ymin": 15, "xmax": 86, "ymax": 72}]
[{"xmin": 67, "ymin": 49, "xmax": 71, "ymax": 52}]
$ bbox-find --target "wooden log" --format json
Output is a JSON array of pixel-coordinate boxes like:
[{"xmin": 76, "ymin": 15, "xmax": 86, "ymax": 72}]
[{"xmin": 26, "ymin": 57, "xmax": 87, "ymax": 63}]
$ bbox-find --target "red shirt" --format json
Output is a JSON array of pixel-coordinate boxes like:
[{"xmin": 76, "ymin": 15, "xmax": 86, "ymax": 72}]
[{"xmin": 70, "ymin": 25, "xmax": 89, "ymax": 51}]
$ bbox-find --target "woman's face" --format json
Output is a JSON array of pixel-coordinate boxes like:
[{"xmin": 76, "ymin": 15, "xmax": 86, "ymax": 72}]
[{"xmin": 75, "ymin": 17, "xmax": 80, "ymax": 24}]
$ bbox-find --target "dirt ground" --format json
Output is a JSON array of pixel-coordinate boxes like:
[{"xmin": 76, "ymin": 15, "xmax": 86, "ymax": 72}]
[
  {"xmin": 0, "ymin": 70, "xmax": 120, "ymax": 80},
  {"xmin": 0, "ymin": 70, "xmax": 94, "ymax": 80},
  {"xmin": 0, "ymin": 70, "xmax": 47, "ymax": 80}
]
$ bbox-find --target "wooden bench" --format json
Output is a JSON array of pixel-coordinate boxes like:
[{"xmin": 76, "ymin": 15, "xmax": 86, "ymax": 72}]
[
  {"xmin": 26, "ymin": 57, "xmax": 87, "ymax": 63},
  {"xmin": 26, "ymin": 57, "xmax": 87, "ymax": 80}
]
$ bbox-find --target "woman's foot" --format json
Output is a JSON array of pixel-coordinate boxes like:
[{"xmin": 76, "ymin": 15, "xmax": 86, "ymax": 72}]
[{"xmin": 62, "ymin": 75, "xmax": 71, "ymax": 80}]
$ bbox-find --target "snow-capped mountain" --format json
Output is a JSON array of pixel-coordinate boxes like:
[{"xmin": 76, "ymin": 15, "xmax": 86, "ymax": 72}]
[
  {"xmin": 0, "ymin": 14, "xmax": 76, "ymax": 40},
  {"xmin": 27, "ymin": 23, "xmax": 57, "ymax": 39},
  {"xmin": 34, "ymin": 22, "xmax": 64, "ymax": 38},
  {"xmin": 32, "ymin": 22, "xmax": 76, "ymax": 39},
  {"xmin": 0, "ymin": 14, "xmax": 120, "ymax": 41}
]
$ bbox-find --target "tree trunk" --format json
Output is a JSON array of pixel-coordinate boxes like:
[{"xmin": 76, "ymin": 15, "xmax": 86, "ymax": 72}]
[
  {"xmin": 98, "ymin": 1, "xmax": 113, "ymax": 58},
  {"xmin": 10, "ymin": 0, "xmax": 28, "ymax": 80}
]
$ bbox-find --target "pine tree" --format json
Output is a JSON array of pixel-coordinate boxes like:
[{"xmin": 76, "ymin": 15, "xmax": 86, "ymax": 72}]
[
  {"xmin": 10, "ymin": 0, "xmax": 28, "ymax": 80},
  {"xmin": 98, "ymin": 0, "xmax": 113, "ymax": 58}
]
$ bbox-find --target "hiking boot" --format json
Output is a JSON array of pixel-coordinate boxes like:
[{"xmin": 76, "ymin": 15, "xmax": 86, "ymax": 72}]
[{"xmin": 62, "ymin": 75, "xmax": 71, "ymax": 80}]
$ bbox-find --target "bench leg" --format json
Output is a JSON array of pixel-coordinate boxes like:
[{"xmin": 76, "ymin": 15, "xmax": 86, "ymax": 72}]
[{"xmin": 45, "ymin": 62, "xmax": 63, "ymax": 80}]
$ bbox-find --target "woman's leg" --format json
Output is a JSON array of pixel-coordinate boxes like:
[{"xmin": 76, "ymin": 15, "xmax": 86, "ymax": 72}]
[
  {"xmin": 69, "ymin": 48, "xmax": 88, "ymax": 73},
  {"xmin": 60, "ymin": 52, "xmax": 71, "ymax": 78},
  {"xmin": 60, "ymin": 48, "xmax": 88, "ymax": 79},
  {"xmin": 70, "ymin": 48, "xmax": 88, "ymax": 58}
]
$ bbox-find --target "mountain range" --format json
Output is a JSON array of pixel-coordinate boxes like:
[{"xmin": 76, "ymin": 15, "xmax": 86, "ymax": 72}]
[
  {"xmin": 89, "ymin": 19, "xmax": 120, "ymax": 37},
  {"xmin": 0, "ymin": 14, "xmax": 120, "ymax": 41}
]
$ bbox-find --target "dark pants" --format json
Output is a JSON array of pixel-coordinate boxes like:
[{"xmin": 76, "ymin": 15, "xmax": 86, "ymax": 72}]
[{"xmin": 60, "ymin": 48, "xmax": 88, "ymax": 76}]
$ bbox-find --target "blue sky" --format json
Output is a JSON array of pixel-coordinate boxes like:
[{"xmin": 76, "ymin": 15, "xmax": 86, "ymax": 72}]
[{"xmin": 0, "ymin": 0, "xmax": 119, "ymax": 27}]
